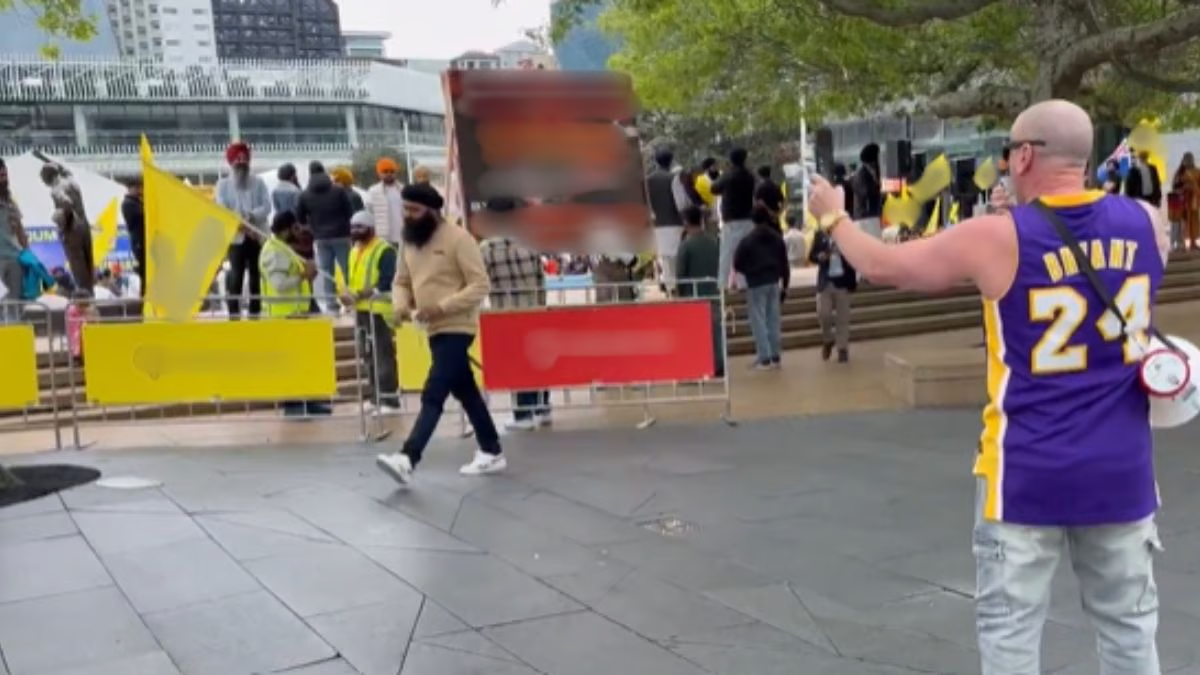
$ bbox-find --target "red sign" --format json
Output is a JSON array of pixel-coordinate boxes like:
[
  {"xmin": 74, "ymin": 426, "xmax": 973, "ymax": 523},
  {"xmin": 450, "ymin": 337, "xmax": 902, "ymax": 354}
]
[{"xmin": 479, "ymin": 302, "xmax": 715, "ymax": 390}]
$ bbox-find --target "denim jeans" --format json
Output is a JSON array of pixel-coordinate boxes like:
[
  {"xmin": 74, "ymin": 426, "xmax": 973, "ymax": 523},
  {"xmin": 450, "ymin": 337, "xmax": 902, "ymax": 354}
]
[
  {"xmin": 745, "ymin": 283, "xmax": 781, "ymax": 364},
  {"xmin": 315, "ymin": 238, "xmax": 351, "ymax": 312},
  {"xmin": 512, "ymin": 390, "xmax": 550, "ymax": 421},
  {"xmin": 973, "ymin": 479, "xmax": 1161, "ymax": 675},
  {"xmin": 402, "ymin": 333, "xmax": 500, "ymax": 465}
]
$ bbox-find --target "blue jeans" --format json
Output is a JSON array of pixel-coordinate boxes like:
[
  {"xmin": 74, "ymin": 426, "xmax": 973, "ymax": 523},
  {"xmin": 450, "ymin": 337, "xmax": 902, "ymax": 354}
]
[
  {"xmin": 718, "ymin": 219, "xmax": 752, "ymax": 290},
  {"xmin": 315, "ymin": 238, "xmax": 351, "ymax": 312},
  {"xmin": 745, "ymin": 283, "xmax": 781, "ymax": 364},
  {"xmin": 973, "ymin": 479, "xmax": 1161, "ymax": 674},
  {"xmin": 402, "ymin": 333, "xmax": 500, "ymax": 465},
  {"xmin": 513, "ymin": 390, "xmax": 550, "ymax": 421}
]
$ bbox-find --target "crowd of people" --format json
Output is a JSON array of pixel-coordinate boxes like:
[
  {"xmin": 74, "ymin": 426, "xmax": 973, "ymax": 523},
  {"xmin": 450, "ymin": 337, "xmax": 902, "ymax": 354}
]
[{"xmin": 1100, "ymin": 148, "xmax": 1200, "ymax": 251}]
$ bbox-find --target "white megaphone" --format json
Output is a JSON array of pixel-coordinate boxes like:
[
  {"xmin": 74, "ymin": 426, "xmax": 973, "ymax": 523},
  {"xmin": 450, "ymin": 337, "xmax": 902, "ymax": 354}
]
[{"xmin": 1138, "ymin": 333, "xmax": 1200, "ymax": 428}]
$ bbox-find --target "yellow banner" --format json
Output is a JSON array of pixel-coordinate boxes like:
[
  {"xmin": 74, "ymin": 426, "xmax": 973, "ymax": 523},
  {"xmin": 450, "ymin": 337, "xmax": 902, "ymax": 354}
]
[
  {"xmin": 82, "ymin": 320, "xmax": 337, "ymax": 404},
  {"xmin": 0, "ymin": 325, "xmax": 39, "ymax": 409},
  {"xmin": 396, "ymin": 325, "xmax": 483, "ymax": 391}
]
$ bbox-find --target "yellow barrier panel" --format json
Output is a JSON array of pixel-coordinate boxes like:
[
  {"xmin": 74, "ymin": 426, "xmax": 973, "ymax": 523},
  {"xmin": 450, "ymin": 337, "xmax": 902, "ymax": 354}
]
[
  {"xmin": 0, "ymin": 325, "xmax": 39, "ymax": 409},
  {"xmin": 395, "ymin": 325, "xmax": 483, "ymax": 391},
  {"xmin": 82, "ymin": 320, "xmax": 338, "ymax": 404}
]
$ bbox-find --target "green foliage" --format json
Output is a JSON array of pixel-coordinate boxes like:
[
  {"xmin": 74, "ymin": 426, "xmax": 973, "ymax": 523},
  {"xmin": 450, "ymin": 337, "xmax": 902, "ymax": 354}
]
[
  {"xmin": 349, "ymin": 146, "xmax": 410, "ymax": 187},
  {"xmin": 0, "ymin": 0, "xmax": 99, "ymax": 58},
  {"xmin": 549, "ymin": 0, "xmax": 1200, "ymax": 130}
]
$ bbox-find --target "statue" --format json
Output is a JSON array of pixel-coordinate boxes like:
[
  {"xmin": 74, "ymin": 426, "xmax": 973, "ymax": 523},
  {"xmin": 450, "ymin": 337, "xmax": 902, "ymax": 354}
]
[{"xmin": 40, "ymin": 163, "xmax": 95, "ymax": 292}]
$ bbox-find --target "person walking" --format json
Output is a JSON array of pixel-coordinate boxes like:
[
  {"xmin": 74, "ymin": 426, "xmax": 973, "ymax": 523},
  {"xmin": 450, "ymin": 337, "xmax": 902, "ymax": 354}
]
[
  {"xmin": 215, "ymin": 142, "xmax": 271, "ymax": 318},
  {"xmin": 808, "ymin": 99, "xmax": 1170, "ymax": 675},
  {"xmin": 375, "ymin": 184, "xmax": 503, "ymax": 485},
  {"xmin": 342, "ymin": 211, "xmax": 400, "ymax": 414},
  {"xmin": 479, "ymin": 197, "xmax": 549, "ymax": 431},
  {"xmin": 713, "ymin": 148, "xmax": 757, "ymax": 289},
  {"xmin": 296, "ymin": 160, "xmax": 355, "ymax": 315},
  {"xmin": 809, "ymin": 226, "xmax": 857, "ymax": 362},
  {"xmin": 733, "ymin": 207, "xmax": 789, "ymax": 370},
  {"xmin": 259, "ymin": 211, "xmax": 329, "ymax": 419},
  {"xmin": 646, "ymin": 148, "xmax": 685, "ymax": 290}
]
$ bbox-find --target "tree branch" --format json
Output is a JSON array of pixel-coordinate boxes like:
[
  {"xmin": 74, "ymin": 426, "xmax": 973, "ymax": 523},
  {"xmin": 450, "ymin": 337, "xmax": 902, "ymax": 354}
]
[
  {"xmin": 1061, "ymin": 6, "xmax": 1200, "ymax": 77},
  {"xmin": 1117, "ymin": 63, "xmax": 1200, "ymax": 93},
  {"xmin": 817, "ymin": 0, "xmax": 999, "ymax": 26},
  {"xmin": 926, "ymin": 84, "xmax": 1030, "ymax": 119}
]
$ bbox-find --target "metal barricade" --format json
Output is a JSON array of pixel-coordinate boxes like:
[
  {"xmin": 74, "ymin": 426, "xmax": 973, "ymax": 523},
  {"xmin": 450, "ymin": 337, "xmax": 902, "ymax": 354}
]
[
  {"xmin": 0, "ymin": 299, "xmax": 64, "ymax": 451},
  {"xmin": 63, "ymin": 294, "xmax": 371, "ymax": 449}
]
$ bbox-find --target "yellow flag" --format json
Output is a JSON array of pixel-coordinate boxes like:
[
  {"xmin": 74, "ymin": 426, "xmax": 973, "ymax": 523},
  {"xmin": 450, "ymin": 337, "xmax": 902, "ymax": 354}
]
[
  {"xmin": 908, "ymin": 154, "xmax": 951, "ymax": 202},
  {"xmin": 949, "ymin": 200, "xmax": 960, "ymax": 225},
  {"xmin": 140, "ymin": 134, "xmax": 157, "ymax": 286},
  {"xmin": 922, "ymin": 198, "xmax": 942, "ymax": 237},
  {"xmin": 139, "ymin": 134, "xmax": 154, "ymax": 165},
  {"xmin": 143, "ymin": 164, "xmax": 240, "ymax": 322},
  {"xmin": 973, "ymin": 157, "xmax": 998, "ymax": 191},
  {"xmin": 1130, "ymin": 119, "xmax": 1168, "ymax": 186},
  {"xmin": 92, "ymin": 197, "xmax": 120, "ymax": 267}
]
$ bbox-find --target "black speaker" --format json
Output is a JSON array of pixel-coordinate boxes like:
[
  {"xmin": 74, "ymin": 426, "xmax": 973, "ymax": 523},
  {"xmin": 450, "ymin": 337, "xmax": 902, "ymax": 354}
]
[
  {"xmin": 814, "ymin": 128, "xmax": 834, "ymax": 179},
  {"xmin": 954, "ymin": 157, "xmax": 977, "ymax": 195},
  {"xmin": 885, "ymin": 140, "xmax": 913, "ymax": 180}
]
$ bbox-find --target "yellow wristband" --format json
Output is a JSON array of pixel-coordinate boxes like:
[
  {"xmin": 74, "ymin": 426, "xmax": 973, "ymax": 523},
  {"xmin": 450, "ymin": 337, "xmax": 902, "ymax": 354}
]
[{"xmin": 819, "ymin": 211, "xmax": 849, "ymax": 233}]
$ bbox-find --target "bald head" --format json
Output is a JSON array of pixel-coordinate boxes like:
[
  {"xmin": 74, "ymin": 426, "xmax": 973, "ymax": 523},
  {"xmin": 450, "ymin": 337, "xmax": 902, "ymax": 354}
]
[{"xmin": 1011, "ymin": 99, "xmax": 1094, "ymax": 167}]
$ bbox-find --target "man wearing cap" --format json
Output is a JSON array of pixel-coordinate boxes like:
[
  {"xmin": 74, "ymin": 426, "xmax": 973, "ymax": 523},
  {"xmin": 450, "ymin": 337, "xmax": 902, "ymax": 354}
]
[
  {"xmin": 366, "ymin": 157, "xmax": 404, "ymax": 246},
  {"xmin": 375, "ymin": 183, "xmax": 503, "ymax": 485},
  {"xmin": 215, "ymin": 141, "xmax": 271, "ymax": 318},
  {"xmin": 342, "ymin": 210, "xmax": 400, "ymax": 414}
]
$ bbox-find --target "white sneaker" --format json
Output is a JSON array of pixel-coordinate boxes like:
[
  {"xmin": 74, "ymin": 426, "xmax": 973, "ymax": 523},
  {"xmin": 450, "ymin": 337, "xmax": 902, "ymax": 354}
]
[
  {"xmin": 505, "ymin": 418, "xmax": 537, "ymax": 431},
  {"xmin": 376, "ymin": 452, "xmax": 413, "ymax": 485},
  {"xmin": 535, "ymin": 413, "xmax": 552, "ymax": 428},
  {"xmin": 459, "ymin": 451, "xmax": 507, "ymax": 476},
  {"xmin": 377, "ymin": 404, "xmax": 402, "ymax": 416}
]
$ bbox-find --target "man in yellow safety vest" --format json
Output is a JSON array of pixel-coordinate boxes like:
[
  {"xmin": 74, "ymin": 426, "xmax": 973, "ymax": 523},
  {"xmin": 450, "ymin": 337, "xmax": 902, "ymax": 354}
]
[
  {"xmin": 259, "ymin": 210, "xmax": 329, "ymax": 418},
  {"xmin": 341, "ymin": 211, "xmax": 400, "ymax": 414}
]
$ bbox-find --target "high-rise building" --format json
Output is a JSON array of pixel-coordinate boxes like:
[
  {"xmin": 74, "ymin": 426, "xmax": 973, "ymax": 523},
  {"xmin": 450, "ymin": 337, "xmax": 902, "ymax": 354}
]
[
  {"xmin": 211, "ymin": 0, "xmax": 343, "ymax": 60},
  {"xmin": 552, "ymin": 0, "xmax": 617, "ymax": 71},
  {"xmin": 105, "ymin": 0, "xmax": 218, "ymax": 63},
  {"xmin": 342, "ymin": 30, "xmax": 390, "ymax": 59},
  {"xmin": 0, "ymin": 0, "xmax": 120, "ymax": 58}
]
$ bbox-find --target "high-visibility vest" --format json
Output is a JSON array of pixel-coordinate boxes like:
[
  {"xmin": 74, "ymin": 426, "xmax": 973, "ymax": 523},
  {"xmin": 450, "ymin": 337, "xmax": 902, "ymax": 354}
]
[
  {"xmin": 348, "ymin": 238, "xmax": 392, "ymax": 317},
  {"xmin": 259, "ymin": 236, "xmax": 311, "ymax": 318}
]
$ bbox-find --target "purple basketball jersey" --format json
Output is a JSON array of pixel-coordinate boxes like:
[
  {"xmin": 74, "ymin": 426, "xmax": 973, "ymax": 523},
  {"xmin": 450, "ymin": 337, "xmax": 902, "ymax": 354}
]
[{"xmin": 976, "ymin": 192, "xmax": 1163, "ymax": 526}]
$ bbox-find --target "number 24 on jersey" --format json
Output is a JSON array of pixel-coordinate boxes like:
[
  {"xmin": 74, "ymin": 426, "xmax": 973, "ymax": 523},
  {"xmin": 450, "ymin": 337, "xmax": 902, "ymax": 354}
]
[{"xmin": 1029, "ymin": 274, "xmax": 1151, "ymax": 374}]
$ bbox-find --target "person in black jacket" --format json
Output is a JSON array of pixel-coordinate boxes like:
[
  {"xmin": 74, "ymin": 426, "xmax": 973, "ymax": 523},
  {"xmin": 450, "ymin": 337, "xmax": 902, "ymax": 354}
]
[
  {"xmin": 713, "ymin": 147, "xmax": 757, "ymax": 290},
  {"xmin": 733, "ymin": 207, "xmax": 789, "ymax": 369},
  {"xmin": 808, "ymin": 227, "xmax": 857, "ymax": 363},
  {"xmin": 296, "ymin": 160, "xmax": 355, "ymax": 315},
  {"xmin": 851, "ymin": 143, "xmax": 882, "ymax": 238},
  {"xmin": 119, "ymin": 176, "xmax": 146, "ymax": 297},
  {"xmin": 1124, "ymin": 149, "xmax": 1162, "ymax": 208}
]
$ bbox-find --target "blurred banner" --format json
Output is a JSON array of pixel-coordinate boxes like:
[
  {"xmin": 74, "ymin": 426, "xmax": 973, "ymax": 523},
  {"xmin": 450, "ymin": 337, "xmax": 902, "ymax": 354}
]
[
  {"xmin": 395, "ymin": 324, "xmax": 483, "ymax": 391},
  {"xmin": 0, "ymin": 325, "xmax": 39, "ymax": 409},
  {"xmin": 81, "ymin": 320, "xmax": 338, "ymax": 404},
  {"xmin": 479, "ymin": 302, "xmax": 714, "ymax": 389},
  {"xmin": 444, "ymin": 69, "xmax": 649, "ymax": 253},
  {"xmin": 27, "ymin": 225, "xmax": 132, "ymax": 270}
]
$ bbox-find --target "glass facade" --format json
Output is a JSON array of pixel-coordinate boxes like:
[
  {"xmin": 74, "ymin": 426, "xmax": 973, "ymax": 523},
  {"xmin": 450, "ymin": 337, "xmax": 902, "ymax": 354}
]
[
  {"xmin": 0, "ymin": 101, "xmax": 443, "ymax": 153},
  {"xmin": 212, "ymin": 0, "xmax": 343, "ymax": 60}
]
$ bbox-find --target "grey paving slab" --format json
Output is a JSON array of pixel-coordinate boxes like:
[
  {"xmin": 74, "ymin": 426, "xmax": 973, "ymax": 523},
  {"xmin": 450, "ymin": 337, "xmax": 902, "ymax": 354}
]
[
  {"xmin": 0, "ymin": 511, "xmax": 77, "ymax": 545},
  {"xmin": 541, "ymin": 557, "xmax": 635, "ymax": 605},
  {"xmin": 410, "ymin": 600, "xmax": 470, "ymax": 638},
  {"xmin": 588, "ymin": 570, "xmax": 753, "ymax": 641},
  {"xmin": 449, "ymin": 498, "xmax": 610, "ymax": 578},
  {"xmin": 102, "ymin": 537, "xmax": 260, "ymax": 614},
  {"xmin": 400, "ymin": 643, "xmax": 539, "ymax": 675},
  {"xmin": 0, "ymin": 535, "xmax": 112, "ymax": 604},
  {"xmin": 417, "ymin": 629, "xmax": 522, "ymax": 663},
  {"xmin": 71, "ymin": 511, "xmax": 207, "ymax": 556},
  {"xmin": 40, "ymin": 650, "xmax": 182, "ymax": 675},
  {"xmin": 0, "ymin": 587, "xmax": 160, "ymax": 674},
  {"xmin": 470, "ymin": 488, "xmax": 644, "ymax": 547},
  {"xmin": 484, "ymin": 610, "xmax": 708, "ymax": 675},
  {"xmin": 195, "ymin": 516, "xmax": 343, "ymax": 562},
  {"xmin": 244, "ymin": 545, "xmax": 420, "ymax": 618},
  {"xmin": 308, "ymin": 598, "xmax": 423, "ymax": 675},
  {"xmin": 361, "ymin": 546, "xmax": 582, "ymax": 628},
  {"xmin": 280, "ymin": 659, "xmax": 362, "ymax": 675},
  {"xmin": 143, "ymin": 591, "xmax": 335, "ymax": 675},
  {"xmin": 0, "ymin": 495, "xmax": 63, "ymax": 521},
  {"xmin": 60, "ymin": 485, "xmax": 180, "ymax": 514}
]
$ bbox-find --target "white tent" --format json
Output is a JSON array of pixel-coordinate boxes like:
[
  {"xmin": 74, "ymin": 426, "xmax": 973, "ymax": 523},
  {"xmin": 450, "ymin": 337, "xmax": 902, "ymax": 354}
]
[{"xmin": 2, "ymin": 152, "xmax": 127, "ymax": 228}]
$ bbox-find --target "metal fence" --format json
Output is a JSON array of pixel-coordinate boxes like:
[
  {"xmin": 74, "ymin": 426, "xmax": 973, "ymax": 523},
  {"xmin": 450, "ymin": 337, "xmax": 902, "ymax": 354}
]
[{"xmin": 0, "ymin": 281, "xmax": 735, "ymax": 452}]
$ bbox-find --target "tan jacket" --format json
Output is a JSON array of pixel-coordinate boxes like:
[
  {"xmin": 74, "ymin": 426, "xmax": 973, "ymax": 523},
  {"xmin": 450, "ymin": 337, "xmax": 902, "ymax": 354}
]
[{"xmin": 393, "ymin": 221, "xmax": 490, "ymax": 335}]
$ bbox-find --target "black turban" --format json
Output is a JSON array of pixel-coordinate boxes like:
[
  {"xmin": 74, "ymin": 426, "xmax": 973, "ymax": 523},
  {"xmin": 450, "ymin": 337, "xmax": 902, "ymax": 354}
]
[{"xmin": 401, "ymin": 182, "xmax": 444, "ymax": 210}]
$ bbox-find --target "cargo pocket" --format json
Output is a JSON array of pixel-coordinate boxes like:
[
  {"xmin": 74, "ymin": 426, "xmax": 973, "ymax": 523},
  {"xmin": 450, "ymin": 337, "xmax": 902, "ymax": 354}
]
[
  {"xmin": 1135, "ymin": 522, "xmax": 1164, "ymax": 615},
  {"xmin": 973, "ymin": 528, "xmax": 1011, "ymax": 620}
]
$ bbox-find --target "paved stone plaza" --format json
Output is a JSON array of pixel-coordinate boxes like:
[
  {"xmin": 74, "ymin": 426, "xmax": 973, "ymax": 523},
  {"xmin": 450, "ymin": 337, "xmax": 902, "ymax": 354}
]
[{"xmin": 1, "ymin": 410, "xmax": 1198, "ymax": 674}]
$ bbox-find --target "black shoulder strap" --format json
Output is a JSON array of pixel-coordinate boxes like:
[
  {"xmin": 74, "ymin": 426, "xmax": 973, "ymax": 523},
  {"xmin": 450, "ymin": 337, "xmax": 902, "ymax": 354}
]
[{"xmin": 1031, "ymin": 199, "xmax": 1175, "ymax": 351}]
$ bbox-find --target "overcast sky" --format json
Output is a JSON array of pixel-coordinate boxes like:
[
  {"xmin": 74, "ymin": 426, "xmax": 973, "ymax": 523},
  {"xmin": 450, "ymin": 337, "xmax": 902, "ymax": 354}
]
[{"xmin": 338, "ymin": 0, "xmax": 551, "ymax": 59}]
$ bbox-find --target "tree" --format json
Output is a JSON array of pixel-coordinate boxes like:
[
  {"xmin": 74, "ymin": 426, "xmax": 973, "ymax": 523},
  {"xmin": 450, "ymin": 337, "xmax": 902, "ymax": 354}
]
[
  {"xmin": 547, "ymin": 0, "xmax": 1200, "ymax": 129},
  {"xmin": 2, "ymin": 0, "xmax": 98, "ymax": 57},
  {"xmin": 348, "ymin": 146, "xmax": 411, "ymax": 187}
]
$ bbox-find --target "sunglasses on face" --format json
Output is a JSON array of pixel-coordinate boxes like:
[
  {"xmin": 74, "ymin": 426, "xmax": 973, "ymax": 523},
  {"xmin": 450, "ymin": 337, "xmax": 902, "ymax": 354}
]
[{"xmin": 1003, "ymin": 139, "xmax": 1047, "ymax": 153}]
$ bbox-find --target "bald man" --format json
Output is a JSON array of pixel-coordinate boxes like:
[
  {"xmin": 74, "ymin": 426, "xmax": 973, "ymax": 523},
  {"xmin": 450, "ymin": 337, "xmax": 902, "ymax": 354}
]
[{"xmin": 809, "ymin": 99, "xmax": 1170, "ymax": 675}]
